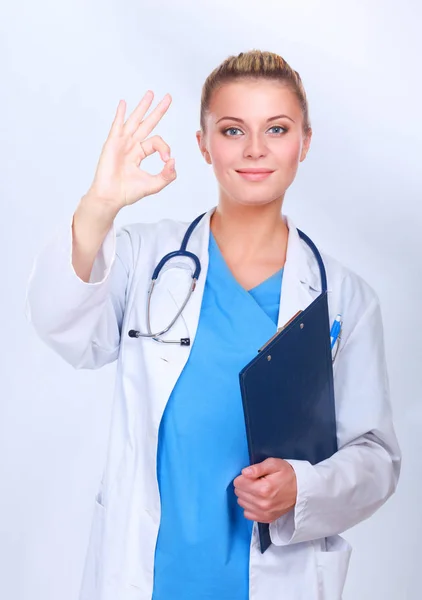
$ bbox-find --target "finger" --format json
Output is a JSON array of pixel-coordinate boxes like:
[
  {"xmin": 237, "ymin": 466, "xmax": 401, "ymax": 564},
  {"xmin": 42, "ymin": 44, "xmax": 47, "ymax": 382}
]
[
  {"xmin": 235, "ymin": 474, "xmax": 274, "ymax": 500},
  {"xmin": 236, "ymin": 481, "xmax": 274, "ymax": 506},
  {"xmin": 124, "ymin": 90, "xmax": 155, "ymax": 136},
  {"xmin": 235, "ymin": 488, "xmax": 260, "ymax": 506},
  {"xmin": 108, "ymin": 99, "xmax": 126, "ymax": 138},
  {"xmin": 243, "ymin": 510, "xmax": 271, "ymax": 523},
  {"xmin": 129, "ymin": 135, "xmax": 171, "ymax": 166},
  {"xmin": 233, "ymin": 475, "xmax": 257, "ymax": 493},
  {"xmin": 132, "ymin": 93, "xmax": 172, "ymax": 141},
  {"xmin": 141, "ymin": 158, "xmax": 176, "ymax": 197},
  {"xmin": 243, "ymin": 510, "xmax": 260, "ymax": 521},
  {"xmin": 237, "ymin": 495, "xmax": 257, "ymax": 512}
]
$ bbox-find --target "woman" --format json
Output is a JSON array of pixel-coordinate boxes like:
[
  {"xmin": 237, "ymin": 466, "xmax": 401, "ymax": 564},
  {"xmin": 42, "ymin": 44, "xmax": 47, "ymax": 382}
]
[{"xmin": 26, "ymin": 50, "xmax": 401, "ymax": 600}]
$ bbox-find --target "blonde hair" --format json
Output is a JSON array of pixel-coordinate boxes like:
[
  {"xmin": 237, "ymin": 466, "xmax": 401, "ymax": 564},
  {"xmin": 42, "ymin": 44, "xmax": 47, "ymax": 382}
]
[{"xmin": 200, "ymin": 49, "xmax": 311, "ymax": 134}]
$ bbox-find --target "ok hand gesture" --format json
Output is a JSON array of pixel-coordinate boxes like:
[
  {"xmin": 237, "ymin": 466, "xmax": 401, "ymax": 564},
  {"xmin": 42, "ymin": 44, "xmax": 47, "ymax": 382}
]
[{"xmin": 87, "ymin": 90, "xmax": 176, "ymax": 212}]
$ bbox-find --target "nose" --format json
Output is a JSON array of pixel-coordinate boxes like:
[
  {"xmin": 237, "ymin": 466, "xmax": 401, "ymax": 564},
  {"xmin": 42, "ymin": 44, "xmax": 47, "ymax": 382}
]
[{"xmin": 243, "ymin": 132, "xmax": 268, "ymax": 159}]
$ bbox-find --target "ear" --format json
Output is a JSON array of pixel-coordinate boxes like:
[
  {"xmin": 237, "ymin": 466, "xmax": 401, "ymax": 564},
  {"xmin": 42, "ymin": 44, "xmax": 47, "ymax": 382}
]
[
  {"xmin": 196, "ymin": 129, "xmax": 212, "ymax": 165},
  {"xmin": 299, "ymin": 127, "xmax": 312, "ymax": 162}
]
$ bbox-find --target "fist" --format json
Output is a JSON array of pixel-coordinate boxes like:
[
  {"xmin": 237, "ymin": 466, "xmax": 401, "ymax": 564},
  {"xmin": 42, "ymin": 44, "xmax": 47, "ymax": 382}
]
[{"xmin": 233, "ymin": 458, "xmax": 297, "ymax": 524}]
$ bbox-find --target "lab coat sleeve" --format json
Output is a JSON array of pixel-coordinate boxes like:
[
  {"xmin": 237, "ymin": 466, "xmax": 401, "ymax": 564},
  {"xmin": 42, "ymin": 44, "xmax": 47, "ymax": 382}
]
[
  {"xmin": 25, "ymin": 214, "xmax": 132, "ymax": 370},
  {"xmin": 269, "ymin": 297, "xmax": 401, "ymax": 545}
]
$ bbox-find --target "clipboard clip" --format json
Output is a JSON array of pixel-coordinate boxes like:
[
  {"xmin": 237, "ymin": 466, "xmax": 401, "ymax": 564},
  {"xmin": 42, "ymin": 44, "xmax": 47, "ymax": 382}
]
[{"xmin": 258, "ymin": 310, "xmax": 303, "ymax": 353}]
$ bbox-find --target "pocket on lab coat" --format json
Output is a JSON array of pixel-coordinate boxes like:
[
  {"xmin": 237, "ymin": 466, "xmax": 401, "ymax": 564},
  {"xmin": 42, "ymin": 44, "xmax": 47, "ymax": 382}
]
[
  {"xmin": 314, "ymin": 534, "xmax": 352, "ymax": 600},
  {"xmin": 78, "ymin": 492, "xmax": 106, "ymax": 600}
]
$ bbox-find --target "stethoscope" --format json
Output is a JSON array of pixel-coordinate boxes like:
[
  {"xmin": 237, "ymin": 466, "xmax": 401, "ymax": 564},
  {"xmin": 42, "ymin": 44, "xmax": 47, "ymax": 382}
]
[
  {"xmin": 128, "ymin": 213, "xmax": 205, "ymax": 346},
  {"xmin": 128, "ymin": 212, "xmax": 333, "ymax": 348}
]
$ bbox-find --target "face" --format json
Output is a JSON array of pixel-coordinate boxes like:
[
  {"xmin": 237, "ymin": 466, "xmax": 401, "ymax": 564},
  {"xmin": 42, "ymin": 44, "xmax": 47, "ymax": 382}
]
[{"xmin": 196, "ymin": 79, "xmax": 312, "ymax": 208}]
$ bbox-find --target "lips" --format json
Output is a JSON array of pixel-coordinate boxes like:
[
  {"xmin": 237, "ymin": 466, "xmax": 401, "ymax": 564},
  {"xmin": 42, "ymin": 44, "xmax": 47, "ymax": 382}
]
[
  {"xmin": 236, "ymin": 169, "xmax": 274, "ymax": 174},
  {"xmin": 236, "ymin": 169, "xmax": 274, "ymax": 181}
]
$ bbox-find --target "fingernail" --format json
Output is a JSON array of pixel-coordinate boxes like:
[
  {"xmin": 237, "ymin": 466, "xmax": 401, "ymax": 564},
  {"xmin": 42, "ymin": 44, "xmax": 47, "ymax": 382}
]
[
  {"xmin": 170, "ymin": 160, "xmax": 175, "ymax": 171},
  {"xmin": 163, "ymin": 153, "xmax": 170, "ymax": 161}
]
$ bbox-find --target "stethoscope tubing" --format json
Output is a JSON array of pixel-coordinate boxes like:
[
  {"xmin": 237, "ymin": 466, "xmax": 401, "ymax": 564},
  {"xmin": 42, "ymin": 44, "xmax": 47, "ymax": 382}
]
[{"xmin": 128, "ymin": 213, "xmax": 330, "ymax": 347}]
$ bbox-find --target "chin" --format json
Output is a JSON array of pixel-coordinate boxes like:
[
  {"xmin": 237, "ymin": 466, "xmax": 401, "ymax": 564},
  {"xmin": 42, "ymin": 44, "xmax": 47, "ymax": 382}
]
[
  {"xmin": 222, "ymin": 189, "xmax": 284, "ymax": 208},
  {"xmin": 237, "ymin": 197, "xmax": 277, "ymax": 207}
]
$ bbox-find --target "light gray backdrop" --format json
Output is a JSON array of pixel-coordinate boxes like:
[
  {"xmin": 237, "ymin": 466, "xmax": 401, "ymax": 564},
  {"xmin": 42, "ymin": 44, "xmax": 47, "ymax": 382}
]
[{"xmin": 1, "ymin": 0, "xmax": 420, "ymax": 598}]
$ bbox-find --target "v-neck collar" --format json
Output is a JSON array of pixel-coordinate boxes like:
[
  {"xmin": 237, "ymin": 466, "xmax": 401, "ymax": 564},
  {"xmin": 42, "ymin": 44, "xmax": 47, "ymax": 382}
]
[
  {"xmin": 248, "ymin": 267, "xmax": 283, "ymax": 294},
  {"xmin": 206, "ymin": 230, "xmax": 280, "ymax": 339},
  {"xmin": 209, "ymin": 230, "xmax": 284, "ymax": 294}
]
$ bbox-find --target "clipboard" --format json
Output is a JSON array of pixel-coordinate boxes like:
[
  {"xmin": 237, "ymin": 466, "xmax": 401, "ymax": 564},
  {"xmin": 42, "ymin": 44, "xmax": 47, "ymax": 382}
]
[{"xmin": 238, "ymin": 290, "xmax": 338, "ymax": 553}]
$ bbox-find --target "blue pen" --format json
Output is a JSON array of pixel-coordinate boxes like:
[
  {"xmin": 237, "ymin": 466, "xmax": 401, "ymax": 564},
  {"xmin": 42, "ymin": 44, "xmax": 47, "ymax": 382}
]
[{"xmin": 330, "ymin": 314, "xmax": 342, "ymax": 349}]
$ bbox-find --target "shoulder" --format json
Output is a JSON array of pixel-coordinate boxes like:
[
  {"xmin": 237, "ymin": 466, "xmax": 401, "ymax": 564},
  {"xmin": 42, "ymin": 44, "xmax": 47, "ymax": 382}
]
[
  {"xmin": 117, "ymin": 215, "xmax": 188, "ymax": 242},
  {"xmin": 296, "ymin": 222, "xmax": 379, "ymax": 307},
  {"xmin": 318, "ymin": 249, "xmax": 382, "ymax": 346},
  {"xmin": 322, "ymin": 250, "xmax": 379, "ymax": 306},
  {"xmin": 288, "ymin": 213, "xmax": 385, "ymax": 350},
  {"xmin": 113, "ymin": 216, "xmax": 190, "ymax": 265},
  {"xmin": 288, "ymin": 215, "xmax": 380, "ymax": 318}
]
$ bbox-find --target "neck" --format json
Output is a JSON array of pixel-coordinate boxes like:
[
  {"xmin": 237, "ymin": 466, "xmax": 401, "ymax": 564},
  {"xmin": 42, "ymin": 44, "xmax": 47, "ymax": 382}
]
[{"xmin": 210, "ymin": 199, "xmax": 288, "ymax": 263}]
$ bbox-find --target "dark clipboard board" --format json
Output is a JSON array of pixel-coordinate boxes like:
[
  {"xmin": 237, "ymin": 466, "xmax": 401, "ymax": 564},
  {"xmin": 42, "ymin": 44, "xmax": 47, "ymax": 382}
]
[{"xmin": 239, "ymin": 291, "xmax": 338, "ymax": 553}]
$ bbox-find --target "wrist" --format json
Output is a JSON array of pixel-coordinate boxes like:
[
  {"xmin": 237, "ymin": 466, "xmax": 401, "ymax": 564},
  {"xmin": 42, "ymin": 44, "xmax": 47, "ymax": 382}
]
[{"xmin": 77, "ymin": 192, "xmax": 120, "ymax": 228}]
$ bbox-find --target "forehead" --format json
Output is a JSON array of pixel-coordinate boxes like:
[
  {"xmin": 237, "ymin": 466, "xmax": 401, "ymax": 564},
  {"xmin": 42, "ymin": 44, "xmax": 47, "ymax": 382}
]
[{"xmin": 207, "ymin": 79, "xmax": 301, "ymax": 122}]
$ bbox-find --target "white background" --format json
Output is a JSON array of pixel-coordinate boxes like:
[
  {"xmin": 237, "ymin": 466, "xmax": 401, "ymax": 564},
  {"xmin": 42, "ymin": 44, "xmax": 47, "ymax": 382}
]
[{"xmin": 1, "ymin": 0, "xmax": 421, "ymax": 598}]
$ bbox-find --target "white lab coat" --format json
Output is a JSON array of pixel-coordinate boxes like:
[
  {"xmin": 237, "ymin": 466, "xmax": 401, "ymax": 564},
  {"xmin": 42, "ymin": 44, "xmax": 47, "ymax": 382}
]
[{"xmin": 25, "ymin": 206, "xmax": 401, "ymax": 600}]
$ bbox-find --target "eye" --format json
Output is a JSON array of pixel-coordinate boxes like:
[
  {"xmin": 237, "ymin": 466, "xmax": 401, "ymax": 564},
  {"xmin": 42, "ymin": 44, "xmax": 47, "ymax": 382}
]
[
  {"xmin": 268, "ymin": 125, "xmax": 287, "ymax": 134},
  {"xmin": 222, "ymin": 127, "xmax": 243, "ymax": 136},
  {"xmin": 222, "ymin": 125, "xmax": 287, "ymax": 137}
]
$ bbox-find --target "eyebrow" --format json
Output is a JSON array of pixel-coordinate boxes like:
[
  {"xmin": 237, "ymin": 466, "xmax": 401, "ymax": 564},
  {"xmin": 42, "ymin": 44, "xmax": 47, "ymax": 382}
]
[{"xmin": 215, "ymin": 114, "xmax": 295, "ymax": 124}]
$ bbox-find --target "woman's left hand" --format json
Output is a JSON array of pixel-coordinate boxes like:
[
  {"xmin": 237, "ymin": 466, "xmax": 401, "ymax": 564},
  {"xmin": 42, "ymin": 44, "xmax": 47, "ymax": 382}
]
[{"xmin": 233, "ymin": 458, "xmax": 297, "ymax": 523}]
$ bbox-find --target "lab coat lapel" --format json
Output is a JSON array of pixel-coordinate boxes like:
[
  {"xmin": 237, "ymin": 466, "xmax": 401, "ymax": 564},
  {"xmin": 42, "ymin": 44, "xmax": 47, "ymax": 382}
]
[{"xmin": 276, "ymin": 216, "xmax": 321, "ymax": 329}]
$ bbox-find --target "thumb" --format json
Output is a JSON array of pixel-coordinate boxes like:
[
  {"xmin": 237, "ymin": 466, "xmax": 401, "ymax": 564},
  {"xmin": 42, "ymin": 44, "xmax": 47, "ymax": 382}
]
[{"xmin": 242, "ymin": 458, "xmax": 281, "ymax": 478}]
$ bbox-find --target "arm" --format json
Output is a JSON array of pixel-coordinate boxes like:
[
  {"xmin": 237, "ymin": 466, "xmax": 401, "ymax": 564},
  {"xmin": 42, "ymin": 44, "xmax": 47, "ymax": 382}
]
[
  {"xmin": 269, "ymin": 298, "xmax": 402, "ymax": 545},
  {"xmin": 25, "ymin": 90, "xmax": 177, "ymax": 370},
  {"xmin": 71, "ymin": 193, "xmax": 120, "ymax": 283},
  {"xmin": 25, "ymin": 200, "xmax": 131, "ymax": 370}
]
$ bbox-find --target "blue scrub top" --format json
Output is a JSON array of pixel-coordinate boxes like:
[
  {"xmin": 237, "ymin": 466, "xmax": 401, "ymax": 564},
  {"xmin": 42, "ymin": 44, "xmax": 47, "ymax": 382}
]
[{"xmin": 152, "ymin": 231, "xmax": 283, "ymax": 599}]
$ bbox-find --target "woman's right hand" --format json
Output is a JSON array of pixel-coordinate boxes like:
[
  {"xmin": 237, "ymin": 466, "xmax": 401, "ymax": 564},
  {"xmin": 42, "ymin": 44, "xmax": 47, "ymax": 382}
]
[{"xmin": 85, "ymin": 90, "xmax": 176, "ymax": 212}]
